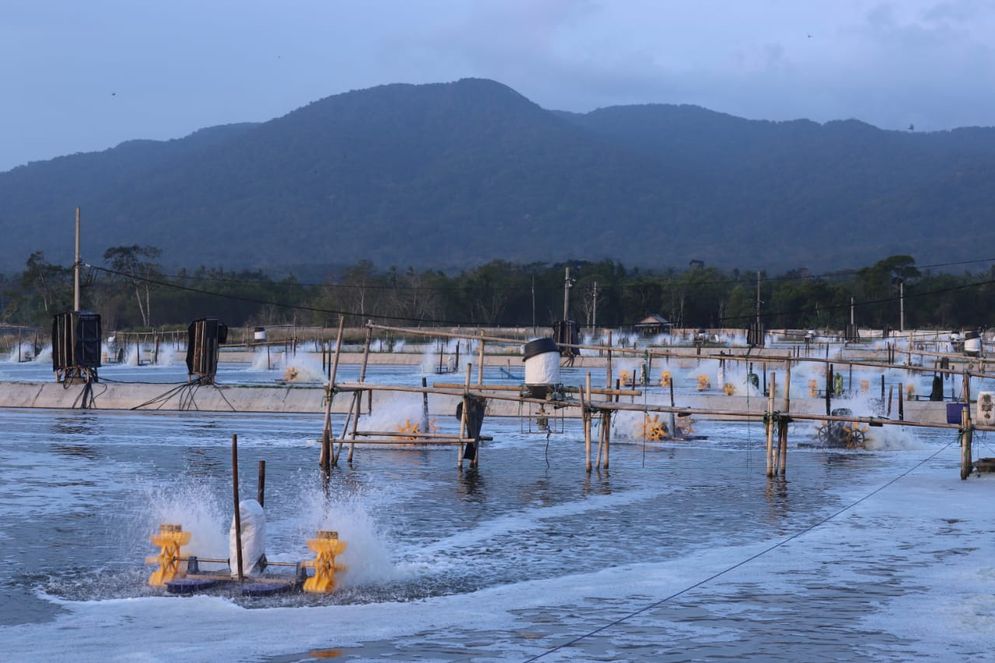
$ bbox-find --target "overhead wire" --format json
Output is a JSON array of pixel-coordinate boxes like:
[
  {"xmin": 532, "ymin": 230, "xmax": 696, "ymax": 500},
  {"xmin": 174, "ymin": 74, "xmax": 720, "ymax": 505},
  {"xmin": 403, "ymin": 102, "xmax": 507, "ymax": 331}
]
[{"xmin": 523, "ymin": 439, "xmax": 954, "ymax": 661}]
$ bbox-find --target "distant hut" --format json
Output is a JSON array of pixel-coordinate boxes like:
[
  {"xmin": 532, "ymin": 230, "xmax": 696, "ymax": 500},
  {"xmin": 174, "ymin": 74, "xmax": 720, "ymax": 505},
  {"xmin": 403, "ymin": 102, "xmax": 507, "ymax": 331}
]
[{"xmin": 634, "ymin": 314, "xmax": 672, "ymax": 337}]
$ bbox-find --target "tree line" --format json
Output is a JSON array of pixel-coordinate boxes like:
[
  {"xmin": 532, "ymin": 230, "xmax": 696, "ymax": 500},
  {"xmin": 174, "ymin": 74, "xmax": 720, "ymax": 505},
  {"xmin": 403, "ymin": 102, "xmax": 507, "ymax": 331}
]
[{"xmin": 1, "ymin": 248, "xmax": 992, "ymax": 332}]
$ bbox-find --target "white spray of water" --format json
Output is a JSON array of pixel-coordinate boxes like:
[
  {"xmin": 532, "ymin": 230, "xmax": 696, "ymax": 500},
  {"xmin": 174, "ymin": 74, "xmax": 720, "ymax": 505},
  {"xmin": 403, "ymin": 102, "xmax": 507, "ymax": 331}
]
[
  {"xmin": 357, "ymin": 393, "xmax": 432, "ymax": 433},
  {"xmin": 864, "ymin": 426, "xmax": 926, "ymax": 451},
  {"xmin": 142, "ymin": 481, "xmax": 229, "ymax": 560},
  {"xmin": 4, "ymin": 343, "xmax": 35, "ymax": 362},
  {"xmin": 32, "ymin": 345, "xmax": 52, "ymax": 364},
  {"xmin": 156, "ymin": 345, "xmax": 177, "ymax": 367},
  {"xmin": 140, "ymin": 478, "xmax": 400, "ymax": 586},
  {"xmin": 124, "ymin": 345, "xmax": 140, "ymax": 366},
  {"xmin": 291, "ymin": 488, "xmax": 400, "ymax": 586},
  {"xmin": 282, "ymin": 353, "xmax": 324, "ymax": 383},
  {"xmin": 419, "ymin": 344, "xmax": 441, "ymax": 374},
  {"xmin": 250, "ymin": 348, "xmax": 274, "ymax": 371}
]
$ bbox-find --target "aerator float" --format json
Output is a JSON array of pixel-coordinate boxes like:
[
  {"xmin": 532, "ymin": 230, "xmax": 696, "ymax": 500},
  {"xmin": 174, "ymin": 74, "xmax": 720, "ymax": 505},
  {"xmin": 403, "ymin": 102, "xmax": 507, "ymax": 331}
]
[{"xmin": 145, "ymin": 434, "xmax": 347, "ymax": 596}]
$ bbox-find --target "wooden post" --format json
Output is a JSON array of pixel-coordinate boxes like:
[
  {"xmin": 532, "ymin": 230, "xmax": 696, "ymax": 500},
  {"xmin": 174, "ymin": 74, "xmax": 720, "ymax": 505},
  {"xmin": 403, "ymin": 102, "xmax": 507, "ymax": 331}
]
[
  {"xmin": 880, "ymin": 374, "xmax": 885, "ymax": 402},
  {"xmin": 825, "ymin": 364, "xmax": 832, "ymax": 416},
  {"xmin": 898, "ymin": 383, "xmax": 904, "ymax": 421},
  {"xmin": 257, "ymin": 460, "xmax": 266, "ymax": 508},
  {"xmin": 603, "ymin": 410, "xmax": 611, "ymax": 470},
  {"xmin": 585, "ymin": 372, "xmax": 593, "ymax": 473},
  {"xmin": 669, "ymin": 368, "xmax": 677, "ymax": 437},
  {"xmin": 605, "ymin": 331, "xmax": 613, "ymax": 400},
  {"xmin": 231, "ymin": 434, "xmax": 244, "ymax": 582},
  {"xmin": 765, "ymin": 373, "xmax": 777, "ymax": 477},
  {"xmin": 887, "ymin": 385, "xmax": 894, "ymax": 417},
  {"xmin": 477, "ymin": 334, "xmax": 484, "ymax": 386},
  {"xmin": 320, "ymin": 316, "xmax": 345, "ymax": 470},
  {"xmin": 348, "ymin": 325, "xmax": 373, "ymax": 464},
  {"xmin": 458, "ymin": 362, "xmax": 470, "ymax": 469},
  {"xmin": 962, "ymin": 371, "xmax": 973, "ymax": 480},
  {"xmin": 779, "ymin": 360, "xmax": 791, "ymax": 476},
  {"xmin": 421, "ymin": 376, "xmax": 430, "ymax": 432}
]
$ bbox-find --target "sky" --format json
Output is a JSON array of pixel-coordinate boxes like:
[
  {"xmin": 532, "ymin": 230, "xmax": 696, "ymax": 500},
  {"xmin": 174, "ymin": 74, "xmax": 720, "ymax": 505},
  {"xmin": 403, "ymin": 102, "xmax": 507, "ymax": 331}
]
[{"xmin": 2, "ymin": 0, "xmax": 995, "ymax": 172}]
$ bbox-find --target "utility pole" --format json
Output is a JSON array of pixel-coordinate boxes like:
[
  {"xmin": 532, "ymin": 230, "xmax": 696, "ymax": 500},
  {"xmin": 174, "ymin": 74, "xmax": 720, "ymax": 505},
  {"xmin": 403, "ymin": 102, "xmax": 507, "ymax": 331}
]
[
  {"xmin": 531, "ymin": 274, "xmax": 536, "ymax": 334},
  {"xmin": 562, "ymin": 266, "xmax": 572, "ymax": 321},
  {"xmin": 74, "ymin": 207, "xmax": 81, "ymax": 312},
  {"xmin": 850, "ymin": 296, "xmax": 855, "ymax": 327},
  {"xmin": 899, "ymin": 281, "xmax": 905, "ymax": 333},
  {"xmin": 592, "ymin": 281, "xmax": 598, "ymax": 332},
  {"xmin": 755, "ymin": 270, "xmax": 761, "ymax": 334}
]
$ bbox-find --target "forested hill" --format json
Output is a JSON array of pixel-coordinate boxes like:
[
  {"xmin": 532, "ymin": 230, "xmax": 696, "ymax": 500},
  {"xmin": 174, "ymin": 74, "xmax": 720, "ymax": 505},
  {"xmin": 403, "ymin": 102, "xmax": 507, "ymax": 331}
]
[{"xmin": 2, "ymin": 77, "xmax": 995, "ymax": 272}]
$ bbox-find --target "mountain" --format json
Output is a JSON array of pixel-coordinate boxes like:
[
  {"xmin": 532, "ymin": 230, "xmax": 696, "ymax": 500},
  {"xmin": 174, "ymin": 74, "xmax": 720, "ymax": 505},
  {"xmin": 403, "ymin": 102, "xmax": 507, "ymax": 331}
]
[{"xmin": 2, "ymin": 77, "xmax": 995, "ymax": 273}]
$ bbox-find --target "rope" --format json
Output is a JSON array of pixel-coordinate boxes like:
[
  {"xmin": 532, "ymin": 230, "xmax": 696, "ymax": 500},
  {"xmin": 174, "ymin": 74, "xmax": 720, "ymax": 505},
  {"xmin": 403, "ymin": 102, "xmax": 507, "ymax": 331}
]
[{"xmin": 523, "ymin": 440, "xmax": 954, "ymax": 662}]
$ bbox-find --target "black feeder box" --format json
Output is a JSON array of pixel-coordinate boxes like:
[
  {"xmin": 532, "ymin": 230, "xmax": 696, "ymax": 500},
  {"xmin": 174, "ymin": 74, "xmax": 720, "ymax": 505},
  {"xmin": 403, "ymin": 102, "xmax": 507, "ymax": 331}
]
[
  {"xmin": 747, "ymin": 322, "xmax": 765, "ymax": 348},
  {"xmin": 52, "ymin": 311, "xmax": 102, "ymax": 381},
  {"xmin": 186, "ymin": 318, "xmax": 228, "ymax": 383},
  {"xmin": 553, "ymin": 320, "xmax": 580, "ymax": 358}
]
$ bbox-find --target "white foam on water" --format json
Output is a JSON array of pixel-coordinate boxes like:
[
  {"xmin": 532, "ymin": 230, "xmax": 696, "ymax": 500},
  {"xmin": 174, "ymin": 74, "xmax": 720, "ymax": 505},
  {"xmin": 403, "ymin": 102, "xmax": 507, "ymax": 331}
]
[
  {"xmin": 413, "ymin": 487, "xmax": 668, "ymax": 561},
  {"xmin": 863, "ymin": 425, "xmax": 927, "ymax": 451}
]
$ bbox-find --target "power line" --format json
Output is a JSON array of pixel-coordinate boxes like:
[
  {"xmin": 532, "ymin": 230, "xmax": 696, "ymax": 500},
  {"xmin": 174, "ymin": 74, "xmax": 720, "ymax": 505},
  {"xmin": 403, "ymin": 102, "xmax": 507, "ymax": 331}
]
[
  {"xmin": 87, "ymin": 265, "xmax": 485, "ymax": 326},
  {"xmin": 719, "ymin": 275, "xmax": 995, "ymax": 324},
  {"xmin": 523, "ymin": 441, "xmax": 952, "ymax": 661},
  {"xmin": 88, "ymin": 263, "xmax": 995, "ymax": 329},
  {"xmin": 91, "ymin": 256, "xmax": 995, "ymax": 294}
]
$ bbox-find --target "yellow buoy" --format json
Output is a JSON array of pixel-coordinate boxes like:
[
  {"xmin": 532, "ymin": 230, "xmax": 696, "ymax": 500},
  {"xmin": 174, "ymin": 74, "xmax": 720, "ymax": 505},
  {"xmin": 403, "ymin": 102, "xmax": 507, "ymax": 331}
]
[
  {"xmin": 303, "ymin": 530, "xmax": 347, "ymax": 593},
  {"xmin": 659, "ymin": 371, "xmax": 672, "ymax": 388},
  {"xmin": 147, "ymin": 523, "xmax": 191, "ymax": 587},
  {"xmin": 722, "ymin": 383, "xmax": 736, "ymax": 396},
  {"xmin": 696, "ymin": 375, "xmax": 710, "ymax": 391}
]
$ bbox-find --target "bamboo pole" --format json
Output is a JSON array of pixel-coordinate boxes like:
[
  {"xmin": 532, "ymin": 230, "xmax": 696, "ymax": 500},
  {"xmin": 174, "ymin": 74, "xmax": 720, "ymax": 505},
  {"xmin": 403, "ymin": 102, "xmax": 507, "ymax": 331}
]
[
  {"xmin": 368, "ymin": 322, "xmax": 995, "ymax": 381},
  {"xmin": 347, "ymin": 325, "xmax": 373, "ymax": 464},
  {"xmin": 331, "ymin": 381, "xmax": 987, "ymax": 431},
  {"xmin": 458, "ymin": 363, "xmax": 470, "ymax": 469},
  {"xmin": 433, "ymin": 383, "xmax": 642, "ymax": 397},
  {"xmin": 257, "ymin": 460, "xmax": 266, "ymax": 508},
  {"xmin": 231, "ymin": 434, "xmax": 244, "ymax": 582},
  {"xmin": 320, "ymin": 316, "xmax": 345, "ymax": 471},
  {"xmin": 584, "ymin": 372, "xmax": 593, "ymax": 473},
  {"xmin": 603, "ymin": 410, "xmax": 611, "ymax": 470},
  {"xmin": 477, "ymin": 334, "xmax": 485, "ymax": 386},
  {"xmin": 779, "ymin": 361, "xmax": 791, "ymax": 476},
  {"xmin": 765, "ymin": 373, "xmax": 777, "ymax": 477},
  {"xmin": 962, "ymin": 371, "xmax": 973, "ymax": 480}
]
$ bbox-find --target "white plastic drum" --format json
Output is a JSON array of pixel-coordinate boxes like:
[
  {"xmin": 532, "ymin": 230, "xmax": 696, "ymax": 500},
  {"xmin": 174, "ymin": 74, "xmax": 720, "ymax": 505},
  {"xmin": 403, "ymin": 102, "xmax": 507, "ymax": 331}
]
[{"xmin": 523, "ymin": 337, "xmax": 561, "ymax": 386}]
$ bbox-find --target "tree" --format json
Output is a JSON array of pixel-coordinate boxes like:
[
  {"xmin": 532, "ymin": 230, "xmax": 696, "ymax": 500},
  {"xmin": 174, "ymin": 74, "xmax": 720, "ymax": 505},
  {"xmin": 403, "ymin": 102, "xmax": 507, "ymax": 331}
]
[
  {"xmin": 103, "ymin": 245, "xmax": 161, "ymax": 327},
  {"xmin": 21, "ymin": 251, "xmax": 70, "ymax": 315}
]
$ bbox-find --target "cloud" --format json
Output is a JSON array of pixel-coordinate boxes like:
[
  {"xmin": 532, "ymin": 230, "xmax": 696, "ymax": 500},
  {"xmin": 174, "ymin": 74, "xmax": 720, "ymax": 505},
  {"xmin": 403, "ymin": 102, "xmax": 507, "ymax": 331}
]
[{"xmin": 2, "ymin": 0, "xmax": 995, "ymax": 171}]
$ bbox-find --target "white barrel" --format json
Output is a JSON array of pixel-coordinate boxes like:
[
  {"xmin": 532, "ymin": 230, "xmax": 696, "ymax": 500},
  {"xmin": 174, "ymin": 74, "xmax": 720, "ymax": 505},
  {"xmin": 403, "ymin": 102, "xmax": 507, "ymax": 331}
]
[
  {"xmin": 964, "ymin": 332, "xmax": 981, "ymax": 356},
  {"xmin": 525, "ymin": 351, "xmax": 560, "ymax": 385},
  {"xmin": 253, "ymin": 327, "xmax": 267, "ymax": 342},
  {"xmin": 523, "ymin": 337, "xmax": 560, "ymax": 386}
]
